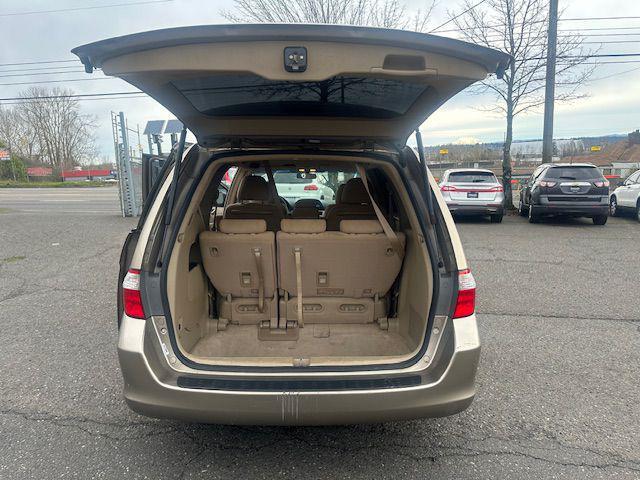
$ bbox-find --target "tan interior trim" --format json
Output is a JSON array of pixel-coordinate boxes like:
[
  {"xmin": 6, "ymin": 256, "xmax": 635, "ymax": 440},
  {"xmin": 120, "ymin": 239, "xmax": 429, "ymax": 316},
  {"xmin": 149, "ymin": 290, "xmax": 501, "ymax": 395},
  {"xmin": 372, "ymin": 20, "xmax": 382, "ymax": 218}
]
[{"xmin": 355, "ymin": 163, "xmax": 405, "ymax": 258}]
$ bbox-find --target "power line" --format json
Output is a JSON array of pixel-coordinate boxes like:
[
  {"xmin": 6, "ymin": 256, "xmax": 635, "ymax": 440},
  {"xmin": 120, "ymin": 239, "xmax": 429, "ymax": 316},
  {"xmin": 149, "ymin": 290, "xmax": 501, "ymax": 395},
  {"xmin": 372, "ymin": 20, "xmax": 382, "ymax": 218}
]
[
  {"xmin": 0, "ymin": 0, "xmax": 173, "ymax": 17},
  {"xmin": 430, "ymin": 0, "xmax": 489, "ymax": 33},
  {"xmin": 0, "ymin": 95, "xmax": 149, "ymax": 106},
  {"xmin": 0, "ymin": 78, "xmax": 117, "ymax": 86},
  {"xmin": 586, "ymin": 65, "xmax": 640, "ymax": 82},
  {"xmin": 0, "ymin": 65, "xmax": 81, "ymax": 73},
  {"xmin": 0, "ymin": 60, "xmax": 77, "ymax": 67},
  {"xmin": 0, "ymin": 71, "xmax": 86, "ymax": 79},
  {"xmin": 562, "ymin": 16, "xmax": 640, "ymax": 21},
  {"xmin": 0, "ymin": 92, "xmax": 143, "ymax": 101}
]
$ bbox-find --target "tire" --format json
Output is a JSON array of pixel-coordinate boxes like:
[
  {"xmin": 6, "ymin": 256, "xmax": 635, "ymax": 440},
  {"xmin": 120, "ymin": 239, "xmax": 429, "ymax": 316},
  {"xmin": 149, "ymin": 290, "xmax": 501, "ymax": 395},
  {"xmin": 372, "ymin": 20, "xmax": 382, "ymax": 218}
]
[
  {"xmin": 490, "ymin": 214, "xmax": 503, "ymax": 223},
  {"xmin": 593, "ymin": 215, "xmax": 608, "ymax": 225},
  {"xmin": 528, "ymin": 205, "xmax": 540, "ymax": 223},
  {"xmin": 636, "ymin": 201, "xmax": 640, "ymax": 223},
  {"xmin": 609, "ymin": 196, "xmax": 618, "ymax": 217},
  {"xmin": 518, "ymin": 200, "xmax": 528, "ymax": 216}
]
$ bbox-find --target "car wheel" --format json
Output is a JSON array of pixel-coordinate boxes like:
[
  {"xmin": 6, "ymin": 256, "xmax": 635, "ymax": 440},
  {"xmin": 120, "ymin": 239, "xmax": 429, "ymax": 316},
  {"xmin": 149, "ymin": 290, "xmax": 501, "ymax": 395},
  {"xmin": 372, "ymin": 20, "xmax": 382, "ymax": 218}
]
[
  {"xmin": 518, "ymin": 200, "xmax": 528, "ymax": 216},
  {"xmin": 636, "ymin": 201, "xmax": 640, "ymax": 223},
  {"xmin": 593, "ymin": 215, "xmax": 608, "ymax": 225},
  {"xmin": 490, "ymin": 214, "xmax": 503, "ymax": 223},
  {"xmin": 528, "ymin": 205, "xmax": 540, "ymax": 223},
  {"xmin": 609, "ymin": 196, "xmax": 618, "ymax": 217}
]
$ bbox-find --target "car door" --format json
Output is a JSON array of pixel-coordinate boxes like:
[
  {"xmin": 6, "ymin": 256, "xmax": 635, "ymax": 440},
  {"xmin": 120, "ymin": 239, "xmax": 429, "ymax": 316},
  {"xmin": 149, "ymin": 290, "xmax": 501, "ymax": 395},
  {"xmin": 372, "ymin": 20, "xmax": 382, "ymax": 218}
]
[
  {"xmin": 72, "ymin": 24, "xmax": 509, "ymax": 147},
  {"xmin": 619, "ymin": 171, "xmax": 640, "ymax": 207},
  {"xmin": 629, "ymin": 172, "xmax": 640, "ymax": 208}
]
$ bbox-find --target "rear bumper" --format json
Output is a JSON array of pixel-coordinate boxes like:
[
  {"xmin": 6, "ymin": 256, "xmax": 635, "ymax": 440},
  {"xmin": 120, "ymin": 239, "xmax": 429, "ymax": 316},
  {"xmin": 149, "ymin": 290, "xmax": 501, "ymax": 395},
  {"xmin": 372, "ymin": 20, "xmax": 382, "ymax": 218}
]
[
  {"xmin": 534, "ymin": 203, "xmax": 609, "ymax": 216},
  {"xmin": 117, "ymin": 315, "xmax": 481, "ymax": 425},
  {"xmin": 446, "ymin": 203, "xmax": 504, "ymax": 216}
]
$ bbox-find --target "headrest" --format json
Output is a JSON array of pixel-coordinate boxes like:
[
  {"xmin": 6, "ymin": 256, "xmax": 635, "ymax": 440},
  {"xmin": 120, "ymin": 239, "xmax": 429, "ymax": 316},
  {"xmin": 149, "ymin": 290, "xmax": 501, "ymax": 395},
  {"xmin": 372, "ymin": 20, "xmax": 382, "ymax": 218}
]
[
  {"xmin": 218, "ymin": 219, "xmax": 267, "ymax": 234},
  {"xmin": 340, "ymin": 220, "xmax": 384, "ymax": 234},
  {"xmin": 238, "ymin": 175, "xmax": 270, "ymax": 202},
  {"xmin": 334, "ymin": 183, "xmax": 345, "ymax": 203},
  {"xmin": 280, "ymin": 219, "xmax": 326, "ymax": 234},
  {"xmin": 340, "ymin": 178, "xmax": 370, "ymax": 204},
  {"xmin": 294, "ymin": 198, "xmax": 323, "ymax": 209}
]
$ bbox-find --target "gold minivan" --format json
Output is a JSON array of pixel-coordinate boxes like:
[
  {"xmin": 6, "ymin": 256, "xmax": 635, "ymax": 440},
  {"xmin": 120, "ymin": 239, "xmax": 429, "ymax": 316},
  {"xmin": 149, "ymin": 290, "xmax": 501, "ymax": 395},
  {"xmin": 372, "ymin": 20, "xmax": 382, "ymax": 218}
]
[{"xmin": 73, "ymin": 24, "xmax": 509, "ymax": 425}]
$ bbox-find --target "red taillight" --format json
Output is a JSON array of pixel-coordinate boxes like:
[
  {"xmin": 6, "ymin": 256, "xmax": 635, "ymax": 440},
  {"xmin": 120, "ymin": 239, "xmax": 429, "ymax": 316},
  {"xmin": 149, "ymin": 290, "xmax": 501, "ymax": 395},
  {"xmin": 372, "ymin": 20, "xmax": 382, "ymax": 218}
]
[
  {"xmin": 304, "ymin": 184, "xmax": 318, "ymax": 191},
  {"xmin": 440, "ymin": 185, "xmax": 457, "ymax": 192},
  {"xmin": 488, "ymin": 185, "xmax": 504, "ymax": 192},
  {"xmin": 453, "ymin": 268, "xmax": 476, "ymax": 319},
  {"xmin": 539, "ymin": 180, "xmax": 557, "ymax": 188},
  {"xmin": 594, "ymin": 180, "xmax": 609, "ymax": 188},
  {"xmin": 122, "ymin": 268, "xmax": 145, "ymax": 319}
]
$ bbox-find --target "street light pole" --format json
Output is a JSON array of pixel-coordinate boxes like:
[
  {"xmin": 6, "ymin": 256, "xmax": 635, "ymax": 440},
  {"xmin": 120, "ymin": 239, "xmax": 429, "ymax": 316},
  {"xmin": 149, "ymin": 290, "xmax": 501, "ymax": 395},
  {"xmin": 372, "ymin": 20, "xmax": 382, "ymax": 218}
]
[{"xmin": 542, "ymin": 0, "xmax": 559, "ymax": 164}]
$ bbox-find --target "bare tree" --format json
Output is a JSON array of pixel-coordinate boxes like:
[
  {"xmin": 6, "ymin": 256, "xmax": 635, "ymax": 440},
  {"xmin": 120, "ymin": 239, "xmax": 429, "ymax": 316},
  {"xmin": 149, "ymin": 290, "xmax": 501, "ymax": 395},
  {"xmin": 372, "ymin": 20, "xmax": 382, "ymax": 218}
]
[
  {"xmin": 448, "ymin": 0, "xmax": 593, "ymax": 208},
  {"xmin": 17, "ymin": 87, "xmax": 97, "ymax": 172},
  {"xmin": 222, "ymin": 0, "xmax": 436, "ymax": 31}
]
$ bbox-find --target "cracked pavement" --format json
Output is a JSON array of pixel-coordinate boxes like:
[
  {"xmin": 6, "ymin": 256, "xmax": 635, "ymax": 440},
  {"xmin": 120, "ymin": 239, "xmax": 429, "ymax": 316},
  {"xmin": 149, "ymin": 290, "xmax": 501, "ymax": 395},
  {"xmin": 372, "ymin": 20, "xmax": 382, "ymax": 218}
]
[{"xmin": 0, "ymin": 188, "xmax": 639, "ymax": 479}]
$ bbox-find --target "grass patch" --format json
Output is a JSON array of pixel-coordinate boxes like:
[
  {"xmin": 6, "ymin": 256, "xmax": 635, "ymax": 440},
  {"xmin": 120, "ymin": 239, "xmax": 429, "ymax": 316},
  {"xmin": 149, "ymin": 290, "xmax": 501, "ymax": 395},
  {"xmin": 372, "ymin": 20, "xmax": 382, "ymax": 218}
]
[
  {"xmin": 0, "ymin": 181, "xmax": 114, "ymax": 188},
  {"xmin": 0, "ymin": 208, "xmax": 11, "ymax": 214},
  {"xmin": 1, "ymin": 255, "xmax": 26, "ymax": 264}
]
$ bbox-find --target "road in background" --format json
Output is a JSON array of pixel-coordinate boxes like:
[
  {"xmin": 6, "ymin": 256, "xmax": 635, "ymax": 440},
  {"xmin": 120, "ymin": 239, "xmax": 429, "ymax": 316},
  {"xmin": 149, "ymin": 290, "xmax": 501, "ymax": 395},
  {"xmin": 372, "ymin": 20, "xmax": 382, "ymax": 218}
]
[
  {"xmin": 0, "ymin": 187, "xmax": 120, "ymax": 215},
  {"xmin": 0, "ymin": 197, "xmax": 639, "ymax": 479}
]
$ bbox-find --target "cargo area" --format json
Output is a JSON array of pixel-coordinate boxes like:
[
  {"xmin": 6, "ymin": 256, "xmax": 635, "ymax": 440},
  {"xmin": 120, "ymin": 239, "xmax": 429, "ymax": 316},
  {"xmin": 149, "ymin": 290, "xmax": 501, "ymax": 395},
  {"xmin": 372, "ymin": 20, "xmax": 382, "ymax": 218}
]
[{"xmin": 165, "ymin": 155, "xmax": 435, "ymax": 367}]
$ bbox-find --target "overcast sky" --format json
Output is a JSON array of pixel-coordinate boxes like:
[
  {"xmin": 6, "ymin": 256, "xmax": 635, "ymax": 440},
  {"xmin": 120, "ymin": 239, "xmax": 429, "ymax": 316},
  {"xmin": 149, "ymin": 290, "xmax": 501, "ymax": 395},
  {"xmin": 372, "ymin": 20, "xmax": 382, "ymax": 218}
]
[{"xmin": 1, "ymin": 0, "xmax": 639, "ymax": 161}]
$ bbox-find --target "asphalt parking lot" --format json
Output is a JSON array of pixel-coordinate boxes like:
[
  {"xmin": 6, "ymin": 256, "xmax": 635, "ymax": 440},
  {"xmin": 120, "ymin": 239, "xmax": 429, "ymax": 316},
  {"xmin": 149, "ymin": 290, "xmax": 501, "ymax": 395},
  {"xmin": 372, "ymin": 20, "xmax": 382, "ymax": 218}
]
[{"xmin": 0, "ymin": 187, "xmax": 638, "ymax": 479}]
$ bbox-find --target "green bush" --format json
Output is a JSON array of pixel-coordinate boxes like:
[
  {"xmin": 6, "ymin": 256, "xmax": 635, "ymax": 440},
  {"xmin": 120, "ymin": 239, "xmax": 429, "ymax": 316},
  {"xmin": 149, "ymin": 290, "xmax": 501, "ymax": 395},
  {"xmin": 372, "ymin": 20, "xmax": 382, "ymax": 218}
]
[{"xmin": 0, "ymin": 156, "xmax": 28, "ymax": 182}]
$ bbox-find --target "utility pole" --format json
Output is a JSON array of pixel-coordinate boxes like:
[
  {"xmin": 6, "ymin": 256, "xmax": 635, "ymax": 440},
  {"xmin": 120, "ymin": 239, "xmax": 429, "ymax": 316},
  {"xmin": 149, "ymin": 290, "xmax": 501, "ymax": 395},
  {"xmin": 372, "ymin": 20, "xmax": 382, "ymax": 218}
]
[{"xmin": 542, "ymin": 0, "xmax": 559, "ymax": 164}]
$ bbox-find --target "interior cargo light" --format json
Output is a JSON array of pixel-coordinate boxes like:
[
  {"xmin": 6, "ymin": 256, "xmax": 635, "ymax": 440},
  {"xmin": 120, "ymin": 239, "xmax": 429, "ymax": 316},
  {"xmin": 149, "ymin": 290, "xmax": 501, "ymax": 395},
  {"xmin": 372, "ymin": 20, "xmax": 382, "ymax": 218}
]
[
  {"xmin": 122, "ymin": 268, "xmax": 145, "ymax": 319},
  {"xmin": 453, "ymin": 269, "xmax": 476, "ymax": 319}
]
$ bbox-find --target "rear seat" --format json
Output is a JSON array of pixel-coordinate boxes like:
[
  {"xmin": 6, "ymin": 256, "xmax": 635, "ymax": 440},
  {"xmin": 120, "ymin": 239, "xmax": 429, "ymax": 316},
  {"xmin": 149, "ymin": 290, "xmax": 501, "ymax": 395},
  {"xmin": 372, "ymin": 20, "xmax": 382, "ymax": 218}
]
[
  {"xmin": 277, "ymin": 218, "xmax": 405, "ymax": 325},
  {"xmin": 199, "ymin": 219, "xmax": 277, "ymax": 326}
]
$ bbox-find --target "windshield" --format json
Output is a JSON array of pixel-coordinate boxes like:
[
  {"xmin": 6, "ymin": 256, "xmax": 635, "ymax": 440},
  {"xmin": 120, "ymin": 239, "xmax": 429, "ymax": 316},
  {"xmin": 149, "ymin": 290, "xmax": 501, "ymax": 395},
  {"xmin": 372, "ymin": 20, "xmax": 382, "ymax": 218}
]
[
  {"xmin": 448, "ymin": 171, "xmax": 497, "ymax": 183},
  {"xmin": 544, "ymin": 166, "xmax": 602, "ymax": 181}
]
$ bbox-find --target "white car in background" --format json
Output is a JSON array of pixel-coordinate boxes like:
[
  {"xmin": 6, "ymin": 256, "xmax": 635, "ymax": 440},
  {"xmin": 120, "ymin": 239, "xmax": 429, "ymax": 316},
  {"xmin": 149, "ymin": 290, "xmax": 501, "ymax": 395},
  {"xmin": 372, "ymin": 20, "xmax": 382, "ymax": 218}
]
[
  {"xmin": 439, "ymin": 168, "xmax": 505, "ymax": 223},
  {"xmin": 610, "ymin": 169, "xmax": 640, "ymax": 222},
  {"xmin": 272, "ymin": 171, "xmax": 335, "ymax": 208}
]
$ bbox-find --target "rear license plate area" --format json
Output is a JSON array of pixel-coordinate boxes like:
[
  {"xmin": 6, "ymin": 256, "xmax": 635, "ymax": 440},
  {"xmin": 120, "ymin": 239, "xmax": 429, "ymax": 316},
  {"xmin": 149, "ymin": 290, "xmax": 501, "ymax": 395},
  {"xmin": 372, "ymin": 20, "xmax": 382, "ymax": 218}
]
[{"xmin": 467, "ymin": 192, "xmax": 479, "ymax": 198}]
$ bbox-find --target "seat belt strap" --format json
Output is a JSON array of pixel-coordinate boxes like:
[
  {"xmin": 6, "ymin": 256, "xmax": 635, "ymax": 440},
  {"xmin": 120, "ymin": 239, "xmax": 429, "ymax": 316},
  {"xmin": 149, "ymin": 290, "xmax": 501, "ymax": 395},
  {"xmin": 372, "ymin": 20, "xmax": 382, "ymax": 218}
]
[
  {"xmin": 252, "ymin": 248, "xmax": 265, "ymax": 313},
  {"xmin": 294, "ymin": 247, "xmax": 304, "ymax": 327},
  {"xmin": 355, "ymin": 164, "xmax": 404, "ymax": 258},
  {"xmin": 263, "ymin": 162, "xmax": 279, "ymax": 204}
]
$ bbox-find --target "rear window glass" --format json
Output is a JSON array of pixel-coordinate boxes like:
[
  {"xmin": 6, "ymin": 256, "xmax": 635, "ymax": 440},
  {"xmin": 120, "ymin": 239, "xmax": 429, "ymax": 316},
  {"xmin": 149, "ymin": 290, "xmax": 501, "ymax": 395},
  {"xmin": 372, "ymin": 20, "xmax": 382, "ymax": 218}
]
[
  {"xmin": 544, "ymin": 166, "xmax": 602, "ymax": 180},
  {"xmin": 273, "ymin": 172, "xmax": 312, "ymax": 184},
  {"xmin": 172, "ymin": 74, "xmax": 427, "ymax": 118},
  {"xmin": 448, "ymin": 171, "xmax": 497, "ymax": 183}
]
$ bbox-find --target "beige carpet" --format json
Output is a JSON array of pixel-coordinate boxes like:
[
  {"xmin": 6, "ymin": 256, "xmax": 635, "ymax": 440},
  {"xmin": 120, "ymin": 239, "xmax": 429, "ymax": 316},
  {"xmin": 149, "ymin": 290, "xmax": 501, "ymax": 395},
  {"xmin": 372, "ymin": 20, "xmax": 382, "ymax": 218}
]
[{"xmin": 190, "ymin": 323, "xmax": 412, "ymax": 358}]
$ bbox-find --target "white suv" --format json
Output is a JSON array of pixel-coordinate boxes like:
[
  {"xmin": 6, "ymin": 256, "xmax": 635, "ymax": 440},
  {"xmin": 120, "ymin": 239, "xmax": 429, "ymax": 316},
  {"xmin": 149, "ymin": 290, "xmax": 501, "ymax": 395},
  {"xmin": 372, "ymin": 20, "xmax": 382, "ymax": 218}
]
[
  {"xmin": 439, "ymin": 169, "xmax": 505, "ymax": 223},
  {"xmin": 610, "ymin": 170, "xmax": 640, "ymax": 222}
]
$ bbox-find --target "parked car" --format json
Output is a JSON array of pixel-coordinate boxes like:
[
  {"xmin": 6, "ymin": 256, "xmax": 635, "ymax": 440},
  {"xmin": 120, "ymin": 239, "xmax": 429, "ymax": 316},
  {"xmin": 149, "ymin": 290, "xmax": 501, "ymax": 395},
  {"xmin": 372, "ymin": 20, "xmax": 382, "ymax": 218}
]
[
  {"xmin": 73, "ymin": 24, "xmax": 509, "ymax": 425},
  {"xmin": 439, "ymin": 169, "xmax": 505, "ymax": 223},
  {"xmin": 518, "ymin": 163, "xmax": 610, "ymax": 225},
  {"xmin": 609, "ymin": 169, "xmax": 640, "ymax": 222},
  {"xmin": 272, "ymin": 171, "xmax": 335, "ymax": 208}
]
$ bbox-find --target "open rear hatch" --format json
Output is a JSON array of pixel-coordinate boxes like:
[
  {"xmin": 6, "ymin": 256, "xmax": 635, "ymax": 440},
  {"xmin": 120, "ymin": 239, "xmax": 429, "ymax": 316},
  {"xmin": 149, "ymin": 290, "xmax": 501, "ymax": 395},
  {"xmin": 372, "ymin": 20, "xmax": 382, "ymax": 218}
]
[{"xmin": 72, "ymin": 24, "xmax": 509, "ymax": 146}]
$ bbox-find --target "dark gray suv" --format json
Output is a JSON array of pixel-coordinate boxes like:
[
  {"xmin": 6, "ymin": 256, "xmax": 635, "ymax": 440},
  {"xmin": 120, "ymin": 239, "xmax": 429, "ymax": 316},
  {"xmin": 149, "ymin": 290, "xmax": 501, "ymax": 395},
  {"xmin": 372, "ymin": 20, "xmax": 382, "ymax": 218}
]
[{"xmin": 519, "ymin": 163, "xmax": 610, "ymax": 225}]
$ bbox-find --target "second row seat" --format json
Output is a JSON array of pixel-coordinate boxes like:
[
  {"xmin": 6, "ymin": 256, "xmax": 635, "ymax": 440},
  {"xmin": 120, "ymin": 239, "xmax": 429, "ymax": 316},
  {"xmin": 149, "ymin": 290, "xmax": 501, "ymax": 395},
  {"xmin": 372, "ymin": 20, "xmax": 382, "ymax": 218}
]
[{"xmin": 199, "ymin": 218, "xmax": 405, "ymax": 327}]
